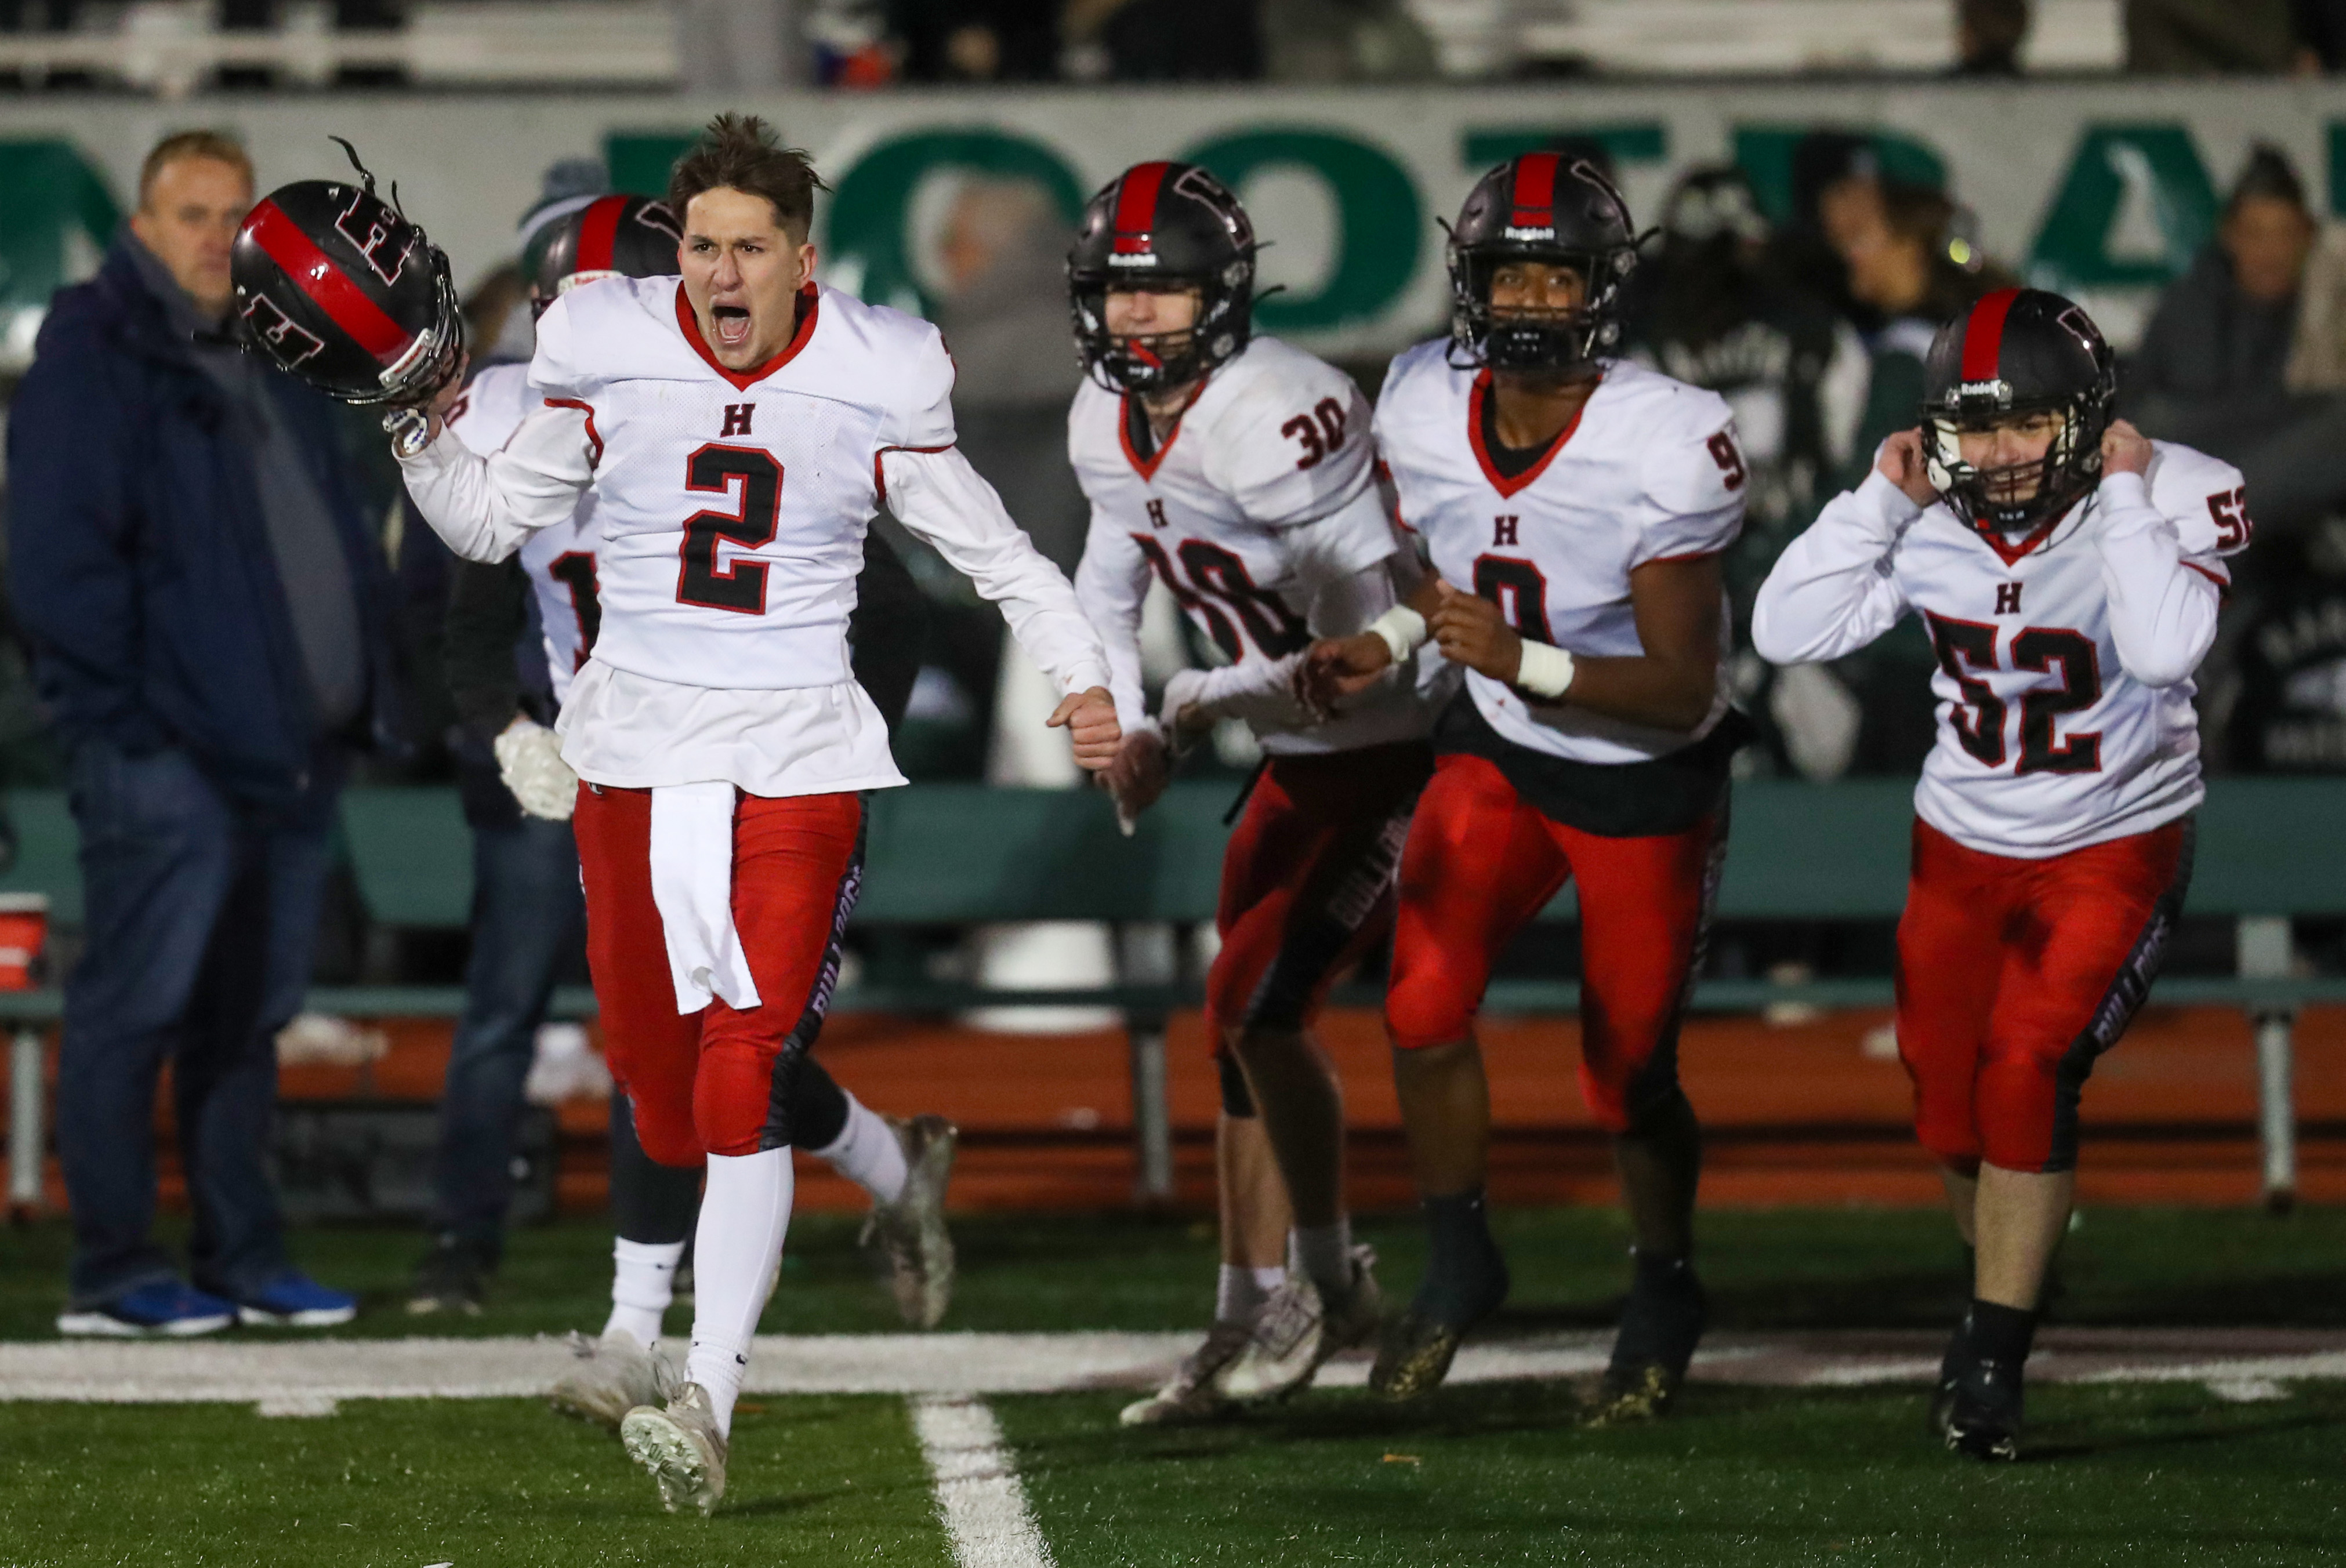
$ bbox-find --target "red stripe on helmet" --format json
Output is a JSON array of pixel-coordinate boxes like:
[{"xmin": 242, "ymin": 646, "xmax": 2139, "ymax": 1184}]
[
  {"xmin": 576, "ymin": 195, "xmax": 628, "ymax": 276},
  {"xmin": 1960, "ymin": 287, "xmax": 2024, "ymax": 384},
  {"xmin": 245, "ymin": 198, "xmax": 412, "ymax": 365},
  {"xmin": 1111, "ymin": 161, "xmax": 1173, "ymax": 256},
  {"xmin": 1510, "ymin": 151, "xmax": 1562, "ymax": 229}
]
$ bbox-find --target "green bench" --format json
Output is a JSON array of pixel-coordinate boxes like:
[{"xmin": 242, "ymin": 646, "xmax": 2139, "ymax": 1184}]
[{"xmin": 8, "ymin": 778, "xmax": 2346, "ymax": 1211}]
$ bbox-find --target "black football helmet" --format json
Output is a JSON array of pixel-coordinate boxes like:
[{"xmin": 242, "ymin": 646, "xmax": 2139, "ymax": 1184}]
[
  {"xmin": 1921, "ymin": 287, "xmax": 2117, "ymax": 539},
  {"xmin": 1448, "ymin": 153, "xmax": 1640, "ymax": 374},
  {"xmin": 1068, "ymin": 161, "xmax": 1257, "ymax": 394},
  {"xmin": 526, "ymin": 194, "xmax": 683, "ymax": 319},
  {"xmin": 230, "ymin": 141, "xmax": 461, "ymax": 408}
]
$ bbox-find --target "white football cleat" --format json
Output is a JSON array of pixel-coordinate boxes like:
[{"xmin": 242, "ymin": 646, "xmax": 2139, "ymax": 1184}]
[
  {"xmin": 1220, "ymin": 1246, "xmax": 1382, "ymax": 1404},
  {"xmin": 1118, "ymin": 1319, "xmax": 1255, "ymax": 1428},
  {"xmin": 549, "ymin": 1331, "xmax": 669, "ymax": 1433},
  {"xmin": 621, "ymin": 1382, "xmax": 729, "ymax": 1516},
  {"xmin": 861, "ymin": 1115, "xmax": 959, "ymax": 1329}
]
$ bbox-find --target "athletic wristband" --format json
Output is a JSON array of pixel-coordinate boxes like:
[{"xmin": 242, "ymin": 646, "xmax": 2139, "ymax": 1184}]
[
  {"xmin": 1514, "ymin": 640, "xmax": 1576, "ymax": 700},
  {"xmin": 1365, "ymin": 605, "xmax": 1428, "ymax": 665}
]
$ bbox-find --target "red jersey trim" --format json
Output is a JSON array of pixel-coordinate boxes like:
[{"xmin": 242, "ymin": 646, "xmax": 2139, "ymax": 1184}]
[
  {"xmin": 2185, "ymin": 560, "xmax": 2231, "ymax": 594},
  {"xmin": 872, "ymin": 442, "xmax": 955, "ymax": 504},
  {"xmin": 1975, "ymin": 511, "xmax": 2065, "ymax": 567},
  {"xmin": 1468, "ymin": 369, "xmax": 1586, "ymax": 498},
  {"xmin": 673, "ymin": 282, "xmax": 820, "ymax": 391},
  {"xmin": 544, "ymin": 397, "xmax": 603, "ymax": 467},
  {"xmin": 1119, "ymin": 387, "xmax": 1199, "ymax": 482}
]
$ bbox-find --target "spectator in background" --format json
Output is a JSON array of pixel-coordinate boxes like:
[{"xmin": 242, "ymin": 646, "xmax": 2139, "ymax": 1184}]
[
  {"xmin": 1630, "ymin": 165, "xmax": 1868, "ymax": 781},
  {"xmin": 1955, "ymin": 0, "xmax": 2029, "ymax": 74},
  {"xmin": 889, "ymin": 0, "xmax": 1059, "ymax": 80},
  {"xmin": 2295, "ymin": 0, "xmax": 2346, "ymax": 70},
  {"xmin": 1064, "ymin": 0, "xmax": 1262, "ymax": 80},
  {"xmin": 2132, "ymin": 145, "xmax": 2346, "ymax": 543},
  {"xmin": 6, "ymin": 130, "xmax": 396, "ymax": 1335},
  {"xmin": 2124, "ymin": 0, "xmax": 2294, "ymax": 72}
]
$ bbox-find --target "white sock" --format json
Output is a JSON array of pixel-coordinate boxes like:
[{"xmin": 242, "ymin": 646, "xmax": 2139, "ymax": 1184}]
[
  {"xmin": 811, "ymin": 1095, "xmax": 908, "ymax": 1206},
  {"xmin": 683, "ymin": 1147, "xmax": 793, "ymax": 1438},
  {"xmin": 1215, "ymin": 1264, "xmax": 1286, "ymax": 1323},
  {"xmin": 1292, "ymin": 1221, "xmax": 1353, "ymax": 1300},
  {"xmin": 603, "ymin": 1238, "xmax": 686, "ymax": 1349}
]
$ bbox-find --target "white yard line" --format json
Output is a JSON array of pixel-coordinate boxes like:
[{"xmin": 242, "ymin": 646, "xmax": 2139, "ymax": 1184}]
[
  {"xmin": 2, "ymin": 1328, "xmax": 2344, "ymax": 1406},
  {"xmin": 911, "ymin": 1395, "xmax": 1056, "ymax": 1568}
]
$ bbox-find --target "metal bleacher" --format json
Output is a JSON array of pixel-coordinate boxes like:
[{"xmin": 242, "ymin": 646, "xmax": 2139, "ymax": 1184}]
[{"xmin": 6, "ymin": 776, "xmax": 2346, "ymax": 1212}]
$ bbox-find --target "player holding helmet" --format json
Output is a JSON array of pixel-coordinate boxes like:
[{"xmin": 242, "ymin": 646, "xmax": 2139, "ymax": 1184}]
[
  {"xmin": 1753, "ymin": 288, "xmax": 2246, "ymax": 1460},
  {"xmin": 405, "ymin": 195, "xmax": 962, "ymax": 1424},
  {"xmin": 1069, "ymin": 161, "xmax": 1439, "ymax": 1424},
  {"xmin": 300, "ymin": 116, "xmax": 1116, "ymax": 1514},
  {"xmin": 1305, "ymin": 154, "xmax": 1747, "ymax": 1421}
]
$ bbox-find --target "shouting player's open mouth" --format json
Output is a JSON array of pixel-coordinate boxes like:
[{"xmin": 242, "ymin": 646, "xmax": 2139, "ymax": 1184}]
[{"xmin": 710, "ymin": 302, "xmax": 755, "ymax": 351}]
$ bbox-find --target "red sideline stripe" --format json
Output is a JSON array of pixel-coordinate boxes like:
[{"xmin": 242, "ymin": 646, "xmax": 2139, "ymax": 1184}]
[
  {"xmin": 576, "ymin": 195, "xmax": 628, "ymax": 275},
  {"xmin": 1960, "ymin": 287, "xmax": 2023, "ymax": 384},
  {"xmin": 244, "ymin": 199, "xmax": 412, "ymax": 365},
  {"xmin": 1510, "ymin": 151, "xmax": 1561, "ymax": 228},
  {"xmin": 1112, "ymin": 161, "xmax": 1172, "ymax": 255}
]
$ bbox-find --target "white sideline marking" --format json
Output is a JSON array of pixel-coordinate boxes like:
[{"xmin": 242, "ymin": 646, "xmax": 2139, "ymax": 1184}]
[
  {"xmin": 3, "ymin": 1329, "xmax": 2344, "ymax": 1404},
  {"xmin": 912, "ymin": 1395, "xmax": 1055, "ymax": 1568},
  {"xmin": 2206, "ymin": 1377, "xmax": 2287, "ymax": 1403},
  {"xmin": 254, "ymin": 1394, "xmax": 339, "ymax": 1418}
]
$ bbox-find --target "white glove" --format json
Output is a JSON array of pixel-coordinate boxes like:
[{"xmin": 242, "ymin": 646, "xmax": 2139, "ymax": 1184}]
[{"xmin": 493, "ymin": 717, "xmax": 579, "ymax": 822}]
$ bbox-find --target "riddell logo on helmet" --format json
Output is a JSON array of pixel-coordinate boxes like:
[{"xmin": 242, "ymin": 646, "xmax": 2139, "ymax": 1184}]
[
  {"xmin": 333, "ymin": 188, "xmax": 408, "ymax": 286},
  {"xmin": 1503, "ymin": 224, "xmax": 1557, "ymax": 242},
  {"xmin": 1107, "ymin": 252, "xmax": 1158, "ymax": 267},
  {"xmin": 1959, "ymin": 378, "xmax": 2013, "ymax": 404},
  {"xmin": 241, "ymin": 293, "xmax": 325, "ymax": 366}
]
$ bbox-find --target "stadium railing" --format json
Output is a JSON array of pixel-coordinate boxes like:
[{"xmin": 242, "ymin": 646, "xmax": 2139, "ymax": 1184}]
[{"xmin": 5, "ymin": 778, "xmax": 2344, "ymax": 1214}]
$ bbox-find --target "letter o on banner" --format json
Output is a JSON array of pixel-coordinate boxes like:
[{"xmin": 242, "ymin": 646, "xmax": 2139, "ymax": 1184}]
[
  {"xmin": 825, "ymin": 128, "xmax": 1087, "ymax": 320},
  {"xmin": 1183, "ymin": 128, "xmax": 1422, "ymax": 335}
]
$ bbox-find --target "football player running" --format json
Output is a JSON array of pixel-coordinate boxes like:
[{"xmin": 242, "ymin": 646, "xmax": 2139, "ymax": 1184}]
[
  {"xmin": 1305, "ymin": 155, "xmax": 1748, "ymax": 1421},
  {"xmin": 395, "ymin": 115, "xmax": 1117, "ymax": 1515},
  {"xmin": 1753, "ymin": 288, "xmax": 2246, "ymax": 1460},
  {"xmin": 413, "ymin": 194, "xmax": 963, "ymax": 1421},
  {"xmin": 1069, "ymin": 162, "xmax": 1439, "ymax": 1424}
]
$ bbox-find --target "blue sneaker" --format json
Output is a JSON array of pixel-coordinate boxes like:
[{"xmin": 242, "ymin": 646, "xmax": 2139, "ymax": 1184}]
[
  {"xmin": 57, "ymin": 1280, "xmax": 236, "ymax": 1338},
  {"xmin": 233, "ymin": 1272, "xmax": 358, "ymax": 1328}
]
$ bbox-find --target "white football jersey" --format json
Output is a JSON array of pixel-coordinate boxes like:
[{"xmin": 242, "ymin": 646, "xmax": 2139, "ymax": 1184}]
[
  {"xmin": 1375, "ymin": 343, "xmax": 1746, "ymax": 765},
  {"xmin": 444, "ymin": 361, "xmax": 602, "ymax": 706},
  {"xmin": 1753, "ymin": 441, "xmax": 2249, "ymax": 856},
  {"xmin": 1071, "ymin": 336, "xmax": 1433, "ymax": 754},
  {"xmin": 527, "ymin": 275, "xmax": 952, "ymax": 693}
]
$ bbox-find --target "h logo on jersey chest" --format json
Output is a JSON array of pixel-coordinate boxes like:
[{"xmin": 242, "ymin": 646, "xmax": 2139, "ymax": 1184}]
[
  {"xmin": 1493, "ymin": 514, "xmax": 1520, "ymax": 547},
  {"xmin": 721, "ymin": 403, "xmax": 755, "ymax": 438},
  {"xmin": 1996, "ymin": 582, "xmax": 2022, "ymax": 615},
  {"xmin": 1146, "ymin": 499, "xmax": 1168, "ymax": 529}
]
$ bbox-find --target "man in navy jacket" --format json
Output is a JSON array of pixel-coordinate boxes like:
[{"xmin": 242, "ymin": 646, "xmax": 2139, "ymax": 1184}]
[{"xmin": 6, "ymin": 131, "xmax": 398, "ymax": 1335}]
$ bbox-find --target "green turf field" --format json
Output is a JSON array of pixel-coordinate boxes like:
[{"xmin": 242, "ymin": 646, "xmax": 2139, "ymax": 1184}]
[{"xmin": 4, "ymin": 1207, "xmax": 2345, "ymax": 1566}]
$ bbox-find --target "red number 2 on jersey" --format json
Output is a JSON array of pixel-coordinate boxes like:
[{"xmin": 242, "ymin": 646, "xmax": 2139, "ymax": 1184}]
[{"xmin": 676, "ymin": 445, "xmax": 780, "ymax": 615}]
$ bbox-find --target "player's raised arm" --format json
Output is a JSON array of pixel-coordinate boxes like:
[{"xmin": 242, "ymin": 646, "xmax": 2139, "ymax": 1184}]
[
  {"xmin": 2091, "ymin": 422, "xmax": 2232, "ymax": 689},
  {"xmin": 879, "ymin": 444, "xmax": 1118, "ymax": 768},
  {"xmin": 1750, "ymin": 430, "xmax": 1928, "ymax": 666}
]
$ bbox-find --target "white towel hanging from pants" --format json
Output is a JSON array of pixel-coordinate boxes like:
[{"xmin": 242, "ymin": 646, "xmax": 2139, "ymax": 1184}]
[{"xmin": 648, "ymin": 781, "xmax": 762, "ymax": 1014}]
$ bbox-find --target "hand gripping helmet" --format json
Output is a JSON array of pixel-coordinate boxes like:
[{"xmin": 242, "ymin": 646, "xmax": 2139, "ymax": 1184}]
[
  {"xmin": 1448, "ymin": 153, "xmax": 1640, "ymax": 374},
  {"xmin": 1921, "ymin": 288, "xmax": 2117, "ymax": 539},
  {"xmin": 1068, "ymin": 161, "xmax": 1257, "ymax": 394},
  {"xmin": 229, "ymin": 140, "xmax": 462, "ymax": 408},
  {"xmin": 526, "ymin": 194, "xmax": 683, "ymax": 319}
]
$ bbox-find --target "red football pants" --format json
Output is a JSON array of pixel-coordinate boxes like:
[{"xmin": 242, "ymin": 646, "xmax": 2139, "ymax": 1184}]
[
  {"xmin": 1205, "ymin": 741, "xmax": 1432, "ymax": 1047},
  {"xmin": 1385, "ymin": 752, "xmax": 1726, "ymax": 1133},
  {"xmin": 572, "ymin": 783, "xmax": 864, "ymax": 1166},
  {"xmin": 1895, "ymin": 816, "xmax": 2192, "ymax": 1174}
]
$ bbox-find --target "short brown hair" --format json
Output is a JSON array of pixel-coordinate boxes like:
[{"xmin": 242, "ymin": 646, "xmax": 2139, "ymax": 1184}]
[
  {"xmin": 137, "ymin": 130, "xmax": 253, "ymax": 210},
  {"xmin": 667, "ymin": 113, "xmax": 825, "ymax": 242}
]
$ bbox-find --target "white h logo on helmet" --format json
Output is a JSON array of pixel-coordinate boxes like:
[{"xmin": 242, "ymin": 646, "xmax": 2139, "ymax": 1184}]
[{"xmin": 333, "ymin": 188, "xmax": 408, "ymax": 286}]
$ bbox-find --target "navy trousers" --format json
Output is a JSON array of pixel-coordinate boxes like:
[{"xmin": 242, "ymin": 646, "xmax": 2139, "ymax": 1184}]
[
  {"xmin": 426, "ymin": 812, "xmax": 584, "ymax": 1257},
  {"xmin": 55, "ymin": 740, "xmax": 339, "ymax": 1306}
]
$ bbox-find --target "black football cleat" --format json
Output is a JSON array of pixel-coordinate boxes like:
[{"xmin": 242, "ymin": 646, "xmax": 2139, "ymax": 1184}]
[
  {"xmin": 1943, "ymin": 1356, "xmax": 2025, "ymax": 1461},
  {"xmin": 1369, "ymin": 1308, "xmax": 1468, "ymax": 1402},
  {"xmin": 1585, "ymin": 1257, "xmax": 1708, "ymax": 1427},
  {"xmin": 1928, "ymin": 1315, "xmax": 1973, "ymax": 1442}
]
